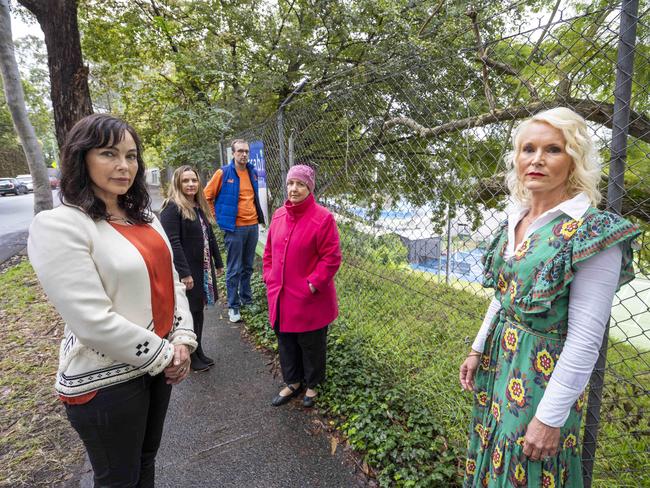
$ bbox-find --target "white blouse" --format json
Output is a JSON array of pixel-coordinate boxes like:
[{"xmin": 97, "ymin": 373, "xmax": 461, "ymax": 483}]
[{"xmin": 471, "ymin": 193, "xmax": 622, "ymax": 428}]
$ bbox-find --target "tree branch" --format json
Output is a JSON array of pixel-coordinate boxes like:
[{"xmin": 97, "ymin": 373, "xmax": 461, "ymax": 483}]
[
  {"xmin": 493, "ymin": 0, "xmax": 561, "ymax": 166},
  {"xmin": 383, "ymin": 98, "xmax": 650, "ymax": 144},
  {"xmin": 264, "ymin": 0, "xmax": 297, "ymax": 68},
  {"xmin": 480, "ymin": 56, "xmax": 539, "ymax": 100},
  {"xmin": 466, "ymin": 7, "xmax": 496, "ymax": 112},
  {"xmin": 417, "ymin": 0, "xmax": 445, "ymax": 38}
]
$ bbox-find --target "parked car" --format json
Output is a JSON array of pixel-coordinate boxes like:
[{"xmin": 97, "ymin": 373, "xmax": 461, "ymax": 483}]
[
  {"xmin": 48, "ymin": 175, "xmax": 60, "ymax": 189},
  {"xmin": 0, "ymin": 178, "xmax": 29, "ymax": 196},
  {"xmin": 15, "ymin": 174, "xmax": 34, "ymax": 192}
]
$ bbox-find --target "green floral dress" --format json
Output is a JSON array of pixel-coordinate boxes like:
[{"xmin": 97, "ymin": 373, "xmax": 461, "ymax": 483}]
[{"xmin": 464, "ymin": 208, "xmax": 640, "ymax": 488}]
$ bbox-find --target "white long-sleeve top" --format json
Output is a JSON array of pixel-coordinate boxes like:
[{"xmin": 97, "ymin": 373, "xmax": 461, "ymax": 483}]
[{"xmin": 471, "ymin": 193, "xmax": 622, "ymax": 428}]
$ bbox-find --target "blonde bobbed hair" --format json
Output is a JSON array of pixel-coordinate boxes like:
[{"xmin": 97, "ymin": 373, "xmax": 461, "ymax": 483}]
[
  {"xmin": 505, "ymin": 107, "xmax": 602, "ymax": 206},
  {"xmin": 162, "ymin": 165, "xmax": 215, "ymax": 223}
]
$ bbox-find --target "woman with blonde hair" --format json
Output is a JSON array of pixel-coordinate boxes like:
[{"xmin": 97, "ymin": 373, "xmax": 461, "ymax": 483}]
[
  {"xmin": 459, "ymin": 107, "xmax": 640, "ymax": 487},
  {"xmin": 161, "ymin": 165, "xmax": 224, "ymax": 372}
]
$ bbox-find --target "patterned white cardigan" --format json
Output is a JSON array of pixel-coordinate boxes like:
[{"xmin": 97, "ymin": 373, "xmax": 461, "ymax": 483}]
[{"xmin": 28, "ymin": 204, "xmax": 197, "ymax": 396}]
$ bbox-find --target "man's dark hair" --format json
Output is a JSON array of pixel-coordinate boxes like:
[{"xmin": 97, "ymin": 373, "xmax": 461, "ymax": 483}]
[
  {"xmin": 59, "ymin": 113, "xmax": 152, "ymax": 223},
  {"xmin": 230, "ymin": 139, "xmax": 249, "ymax": 152}
]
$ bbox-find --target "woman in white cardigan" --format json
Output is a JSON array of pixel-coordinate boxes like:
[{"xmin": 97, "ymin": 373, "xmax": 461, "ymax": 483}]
[{"xmin": 28, "ymin": 114, "xmax": 197, "ymax": 488}]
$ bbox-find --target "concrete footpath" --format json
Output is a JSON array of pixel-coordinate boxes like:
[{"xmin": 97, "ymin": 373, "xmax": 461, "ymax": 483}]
[
  {"xmin": 78, "ymin": 304, "xmax": 364, "ymax": 488},
  {"xmin": 156, "ymin": 306, "xmax": 363, "ymax": 487},
  {"xmin": 75, "ymin": 184, "xmax": 364, "ymax": 487}
]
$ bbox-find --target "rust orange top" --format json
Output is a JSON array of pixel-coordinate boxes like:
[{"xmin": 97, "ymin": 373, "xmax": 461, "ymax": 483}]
[{"xmin": 60, "ymin": 222, "xmax": 175, "ymax": 405}]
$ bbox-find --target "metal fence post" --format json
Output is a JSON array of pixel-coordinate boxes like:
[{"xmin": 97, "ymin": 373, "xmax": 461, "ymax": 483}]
[
  {"xmin": 288, "ymin": 129, "xmax": 295, "ymax": 167},
  {"xmin": 581, "ymin": 1, "xmax": 639, "ymax": 486},
  {"xmin": 278, "ymin": 78, "xmax": 308, "ymax": 200},
  {"xmin": 278, "ymin": 108, "xmax": 287, "ymax": 200},
  {"xmin": 218, "ymin": 139, "xmax": 225, "ymax": 167},
  {"xmin": 445, "ymin": 206, "xmax": 452, "ymax": 284}
]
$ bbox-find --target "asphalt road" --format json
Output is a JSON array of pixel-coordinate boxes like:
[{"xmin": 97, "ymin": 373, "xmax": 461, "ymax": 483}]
[
  {"xmin": 0, "ymin": 186, "xmax": 164, "ymax": 265},
  {"xmin": 0, "ymin": 189, "xmax": 60, "ymax": 264}
]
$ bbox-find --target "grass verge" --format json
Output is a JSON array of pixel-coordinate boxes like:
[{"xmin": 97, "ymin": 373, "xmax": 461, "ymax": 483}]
[
  {"xmin": 241, "ymin": 254, "xmax": 649, "ymax": 487},
  {"xmin": 0, "ymin": 257, "xmax": 84, "ymax": 488}
]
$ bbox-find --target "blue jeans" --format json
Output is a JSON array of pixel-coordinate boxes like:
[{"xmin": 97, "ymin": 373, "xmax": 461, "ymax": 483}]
[{"xmin": 224, "ymin": 224, "xmax": 258, "ymax": 310}]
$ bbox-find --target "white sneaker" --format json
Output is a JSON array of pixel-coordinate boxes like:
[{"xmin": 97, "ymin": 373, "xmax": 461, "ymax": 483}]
[{"xmin": 228, "ymin": 308, "xmax": 241, "ymax": 323}]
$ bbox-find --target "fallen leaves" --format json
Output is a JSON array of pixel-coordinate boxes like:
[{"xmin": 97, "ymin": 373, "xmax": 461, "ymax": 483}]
[{"xmin": 0, "ymin": 258, "xmax": 84, "ymax": 487}]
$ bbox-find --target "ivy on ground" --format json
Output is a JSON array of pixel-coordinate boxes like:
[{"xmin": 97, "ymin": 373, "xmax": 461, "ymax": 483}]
[{"xmin": 240, "ymin": 271, "xmax": 463, "ymax": 487}]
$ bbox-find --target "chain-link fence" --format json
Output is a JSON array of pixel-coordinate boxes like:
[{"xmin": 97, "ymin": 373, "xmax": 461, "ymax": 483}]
[{"xmin": 232, "ymin": 2, "xmax": 649, "ymax": 485}]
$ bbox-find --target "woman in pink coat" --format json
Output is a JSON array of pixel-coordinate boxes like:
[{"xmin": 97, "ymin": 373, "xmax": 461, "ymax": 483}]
[{"xmin": 263, "ymin": 165, "xmax": 342, "ymax": 408}]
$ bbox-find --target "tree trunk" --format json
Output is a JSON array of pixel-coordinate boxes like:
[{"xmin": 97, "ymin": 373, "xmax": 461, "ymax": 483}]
[
  {"xmin": 0, "ymin": 0, "xmax": 52, "ymax": 213},
  {"xmin": 18, "ymin": 0, "xmax": 92, "ymax": 150}
]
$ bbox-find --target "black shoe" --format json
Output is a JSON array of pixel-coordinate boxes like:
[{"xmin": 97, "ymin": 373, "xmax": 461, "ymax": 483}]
[
  {"xmin": 190, "ymin": 353, "xmax": 210, "ymax": 372},
  {"xmin": 196, "ymin": 347, "xmax": 215, "ymax": 367},
  {"xmin": 271, "ymin": 384, "xmax": 302, "ymax": 407},
  {"xmin": 302, "ymin": 394, "xmax": 317, "ymax": 408}
]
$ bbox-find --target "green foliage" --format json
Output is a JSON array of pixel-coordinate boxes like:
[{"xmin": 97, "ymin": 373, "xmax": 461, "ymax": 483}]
[
  {"xmin": 241, "ymin": 266, "xmax": 469, "ymax": 486},
  {"xmin": 240, "ymin": 272, "xmax": 277, "ymax": 351},
  {"xmin": 239, "ymin": 231, "xmax": 488, "ymax": 486},
  {"xmin": 322, "ymin": 325, "xmax": 460, "ymax": 487},
  {"xmin": 339, "ymin": 222, "xmax": 409, "ymax": 268},
  {"xmin": 0, "ymin": 80, "xmax": 29, "ymax": 176},
  {"xmin": 0, "ymin": 30, "xmax": 56, "ymax": 174},
  {"xmin": 238, "ymin": 226, "xmax": 648, "ymax": 486},
  {"xmin": 11, "ymin": 34, "xmax": 57, "ymax": 165},
  {"xmin": 13, "ymin": 0, "xmax": 649, "ymax": 225},
  {"xmin": 73, "ymin": 0, "xmax": 534, "ymax": 168},
  {"xmin": 161, "ymin": 105, "xmax": 232, "ymax": 169},
  {"xmin": 0, "ymin": 145, "xmax": 29, "ymax": 178},
  {"xmin": 55, "ymin": 0, "xmax": 647, "ymax": 234}
]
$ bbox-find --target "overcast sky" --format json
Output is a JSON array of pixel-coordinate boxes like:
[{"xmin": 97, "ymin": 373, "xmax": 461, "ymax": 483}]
[{"xmin": 10, "ymin": 8, "xmax": 42, "ymax": 41}]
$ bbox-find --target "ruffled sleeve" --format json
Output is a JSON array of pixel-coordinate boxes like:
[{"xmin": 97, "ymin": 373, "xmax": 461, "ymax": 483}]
[
  {"xmin": 571, "ymin": 211, "xmax": 640, "ymax": 287},
  {"xmin": 519, "ymin": 210, "xmax": 641, "ymax": 314},
  {"xmin": 482, "ymin": 220, "xmax": 508, "ymax": 289}
]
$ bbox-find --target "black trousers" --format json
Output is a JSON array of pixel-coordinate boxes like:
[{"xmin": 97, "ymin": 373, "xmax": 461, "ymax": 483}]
[
  {"xmin": 275, "ymin": 325, "xmax": 328, "ymax": 389},
  {"xmin": 191, "ymin": 309, "xmax": 205, "ymax": 347},
  {"xmin": 65, "ymin": 373, "xmax": 172, "ymax": 488}
]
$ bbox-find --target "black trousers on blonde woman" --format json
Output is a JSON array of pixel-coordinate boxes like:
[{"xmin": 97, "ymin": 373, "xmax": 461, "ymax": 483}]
[
  {"xmin": 275, "ymin": 325, "xmax": 328, "ymax": 388},
  {"xmin": 191, "ymin": 309, "xmax": 213, "ymax": 369}
]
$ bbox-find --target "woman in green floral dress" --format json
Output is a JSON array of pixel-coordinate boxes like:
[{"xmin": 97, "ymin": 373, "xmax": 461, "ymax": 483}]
[{"xmin": 459, "ymin": 107, "xmax": 640, "ymax": 487}]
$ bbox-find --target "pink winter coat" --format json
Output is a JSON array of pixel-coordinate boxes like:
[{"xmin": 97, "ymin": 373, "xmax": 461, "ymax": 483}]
[{"xmin": 263, "ymin": 194, "xmax": 341, "ymax": 333}]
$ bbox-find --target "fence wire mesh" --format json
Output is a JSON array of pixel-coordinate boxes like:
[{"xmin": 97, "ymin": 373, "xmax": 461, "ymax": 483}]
[{"xmin": 232, "ymin": 2, "xmax": 649, "ymax": 485}]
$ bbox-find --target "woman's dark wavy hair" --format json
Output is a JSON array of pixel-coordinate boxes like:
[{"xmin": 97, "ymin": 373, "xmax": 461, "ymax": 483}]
[{"xmin": 59, "ymin": 113, "xmax": 152, "ymax": 223}]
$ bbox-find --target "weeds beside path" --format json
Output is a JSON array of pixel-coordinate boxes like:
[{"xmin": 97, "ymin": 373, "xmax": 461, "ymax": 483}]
[{"xmin": 0, "ymin": 256, "xmax": 83, "ymax": 488}]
